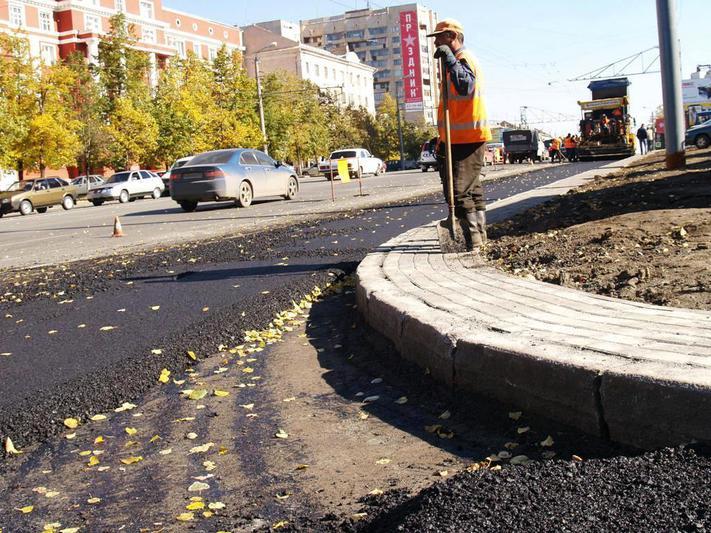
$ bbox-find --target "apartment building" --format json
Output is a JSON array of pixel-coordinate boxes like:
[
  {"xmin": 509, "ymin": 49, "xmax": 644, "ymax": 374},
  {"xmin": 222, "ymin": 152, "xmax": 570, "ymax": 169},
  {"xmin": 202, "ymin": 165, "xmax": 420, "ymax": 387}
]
[
  {"xmin": 243, "ymin": 22, "xmax": 376, "ymax": 114},
  {"xmin": 0, "ymin": 0, "xmax": 243, "ymax": 81},
  {"xmin": 301, "ymin": 3, "xmax": 439, "ymax": 125}
]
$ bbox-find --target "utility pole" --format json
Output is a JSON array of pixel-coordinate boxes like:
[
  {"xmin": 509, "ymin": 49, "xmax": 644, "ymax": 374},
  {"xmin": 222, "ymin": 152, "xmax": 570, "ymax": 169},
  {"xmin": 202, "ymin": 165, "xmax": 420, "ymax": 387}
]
[
  {"xmin": 254, "ymin": 42, "xmax": 277, "ymax": 155},
  {"xmin": 395, "ymin": 93, "xmax": 406, "ymax": 170},
  {"xmin": 656, "ymin": 0, "xmax": 686, "ymax": 169}
]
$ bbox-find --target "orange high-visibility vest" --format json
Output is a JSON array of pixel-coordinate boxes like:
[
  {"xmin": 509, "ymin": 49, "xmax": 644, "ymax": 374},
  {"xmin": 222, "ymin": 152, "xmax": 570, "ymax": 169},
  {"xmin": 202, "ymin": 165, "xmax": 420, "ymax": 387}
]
[
  {"xmin": 551, "ymin": 138, "xmax": 560, "ymax": 150},
  {"xmin": 437, "ymin": 48, "xmax": 492, "ymax": 144},
  {"xmin": 563, "ymin": 137, "xmax": 575, "ymax": 149}
]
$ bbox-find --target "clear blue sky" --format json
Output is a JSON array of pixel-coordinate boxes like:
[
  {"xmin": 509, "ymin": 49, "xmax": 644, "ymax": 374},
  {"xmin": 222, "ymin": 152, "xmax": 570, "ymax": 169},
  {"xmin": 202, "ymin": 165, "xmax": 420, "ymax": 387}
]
[{"xmin": 164, "ymin": 0, "xmax": 709, "ymax": 135}]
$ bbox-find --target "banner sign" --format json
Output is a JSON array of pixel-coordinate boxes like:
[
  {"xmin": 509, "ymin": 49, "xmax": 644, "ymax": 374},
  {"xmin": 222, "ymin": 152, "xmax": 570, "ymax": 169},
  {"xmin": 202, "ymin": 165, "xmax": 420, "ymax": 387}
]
[
  {"xmin": 682, "ymin": 77, "xmax": 711, "ymax": 105},
  {"xmin": 399, "ymin": 10, "xmax": 423, "ymax": 105}
]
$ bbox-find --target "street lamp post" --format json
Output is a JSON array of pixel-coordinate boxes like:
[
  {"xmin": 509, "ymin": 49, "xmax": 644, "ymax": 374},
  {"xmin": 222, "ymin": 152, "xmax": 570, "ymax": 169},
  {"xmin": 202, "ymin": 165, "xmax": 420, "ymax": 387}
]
[
  {"xmin": 395, "ymin": 93, "xmax": 406, "ymax": 170},
  {"xmin": 254, "ymin": 42, "xmax": 277, "ymax": 155}
]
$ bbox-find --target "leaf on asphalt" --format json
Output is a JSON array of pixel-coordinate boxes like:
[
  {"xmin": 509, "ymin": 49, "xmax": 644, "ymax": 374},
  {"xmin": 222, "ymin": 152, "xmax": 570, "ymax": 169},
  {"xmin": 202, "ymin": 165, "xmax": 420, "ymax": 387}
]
[
  {"xmin": 48, "ymin": 330, "xmax": 58, "ymax": 335},
  {"xmin": 87, "ymin": 497, "xmax": 101, "ymax": 504},
  {"xmin": 274, "ymin": 429, "xmax": 288, "ymax": 439},
  {"xmin": 261, "ymin": 290, "xmax": 270, "ymax": 295},
  {"xmin": 1, "ymin": 352, "xmax": 11, "ymax": 356},
  {"xmin": 239, "ymin": 403, "xmax": 254, "ymax": 410},
  {"xmin": 439, "ymin": 410, "xmax": 452, "ymax": 420},
  {"xmin": 202, "ymin": 307, "xmax": 209, "ymax": 312},
  {"xmin": 60, "ymin": 529, "xmax": 80, "ymax": 533},
  {"xmin": 540, "ymin": 435, "xmax": 555, "ymax": 447},
  {"xmin": 509, "ymin": 411, "xmax": 522, "ymax": 421},
  {"xmin": 437, "ymin": 428, "xmax": 455, "ymax": 439},
  {"xmin": 63, "ymin": 418, "xmax": 79, "ymax": 429},
  {"xmin": 189, "ymin": 443, "xmax": 214, "ymax": 454},
  {"xmin": 363, "ymin": 395, "xmax": 379, "ymax": 403},
  {"xmin": 114, "ymin": 402, "xmax": 136, "ymax": 412},
  {"xmin": 572, "ymin": 454, "xmax": 583, "ymax": 462},
  {"xmin": 65, "ymin": 433, "xmax": 76, "ymax": 440},
  {"xmin": 203, "ymin": 460, "xmax": 217, "ymax": 471},
  {"xmin": 370, "ymin": 378, "xmax": 383, "ymax": 384},
  {"xmin": 517, "ymin": 426, "xmax": 530, "ymax": 434},
  {"xmin": 425, "ymin": 424, "xmax": 442, "ymax": 434},
  {"xmin": 368, "ymin": 489, "xmax": 384, "ymax": 496},
  {"xmin": 438, "ymin": 470, "xmax": 449, "ymax": 477},
  {"xmin": 149, "ymin": 435, "xmax": 161, "ymax": 443},
  {"xmin": 99, "ymin": 326, "xmax": 115, "ymax": 332},
  {"xmin": 395, "ymin": 396, "xmax": 408, "ymax": 404},
  {"xmin": 504, "ymin": 442, "xmax": 519, "ymax": 450},
  {"xmin": 188, "ymin": 389, "xmax": 208, "ymax": 400},
  {"xmin": 125, "ymin": 427, "xmax": 138, "ymax": 436},
  {"xmin": 218, "ymin": 447, "xmax": 229, "ymax": 455},
  {"xmin": 90, "ymin": 414, "xmax": 107, "ymax": 422},
  {"xmin": 213, "ymin": 389, "xmax": 229, "ymax": 397},
  {"xmin": 87, "ymin": 456, "xmax": 100, "ymax": 467},
  {"xmin": 124, "ymin": 440, "xmax": 139, "ymax": 448},
  {"xmin": 242, "ymin": 367, "xmax": 254, "ymax": 373},
  {"xmin": 79, "ymin": 450, "xmax": 92, "ymax": 456},
  {"xmin": 174, "ymin": 417, "xmax": 195, "ymax": 423},
  {"xmin": 150, "ymin": 306, "xmax": 160, "ymax": 311},
  {"xmin": 151, "ymin": 349, "xmax": 162, "ymax": 355},
  {"xmin": 158, "ymin": 369, "xmax": 171, "ymax": 383},
  {"xmin": 176, "ymin": 512, "xmax": 194, "ymax": 522},
  {"xmin": 16, "ymin": 506, "xmax": 33, "ymax": 514},
  {"xmin": 272, "ymin": 521, "xmax": 289, "ymax": 530},
  {"xmin": 358, "ymin": 412, "xmax": 369, "ymax": 420},
  {"xmin": 186, "ymin": 501, "xmax": 205, "ymax": 511},
  {"xmin": 497, "ymin": 451, "xmax": 512, "ymax": 459},
  {"xmin": 208, "ymin": 502, "xmax": 226, "ymax": 510},
  {"xmin": 187, "ymin": 481, "xmax": 210, "ymax": 492},
  {"xmin": 282, "ymin": 397, "xmax": 296, "ymax": 402},
  {"xmin": 275, "ymin": 492, "xmax": 290, "ymax": 500},
  {"xmin": 45, "ymin": 491, "xmax": 60, "ymax": 498},
  {"xmin": 375, "ymin": 458, "xmax": 391, "ymax": 465},
  {"xmin": 97, "ymin": 466, "xmax": 110, "ymax": 472},
  {"xmin": 187, "ymin": 350, "xmax": 197, "ymax": 361},
  {"xmin": 173, "ymin": 379, "xmax": 186, "ymax": 385},
  {"xmin": 510, "ymin": 455, "xmax": 530, "ymax": 465},
  {"xmin": 186, "ymin": 432, "xmax": 198, "ymax": 440},
  {"xmin": 295, "ymin": 464, "xmax": 309, "ymax": 470},
  {"xmin": 77, "ymin": 324, "xmax": 86, "ymax": 329},
  {"xmin": 159, "ymin": 448, "xmax": 172, "ymax": 455},
  {"xmin": 120, "ymin": 456, "xmax": 143, "ymax": 465},
  {"xmin": 4, "ymin": 437, "xmax": 21, "ymax": 455}
]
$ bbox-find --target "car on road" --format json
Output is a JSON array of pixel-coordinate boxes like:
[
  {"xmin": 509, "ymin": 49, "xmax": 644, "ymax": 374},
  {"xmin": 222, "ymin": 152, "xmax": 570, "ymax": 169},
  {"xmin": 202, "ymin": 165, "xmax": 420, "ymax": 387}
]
[
  {"xmin": 86, "ymin": 170, "xmax": 165, "ymax": 206},
  {"xmin": 685, "ymin": 119, "xmax": 711, "ymax": 149},
  {"xmin": 161, "ymin": 156, "xmax": 194, "ymax": 196},
  {"xmin": 318, "ymin": 148, "xmax": 383, "ymax": 180},
  {"xmin": 301, "ymin": 164, "xmax": 322, "ymax": 177},
  {"xmin": 0, "ymin": 177, "xmax": 79, "ymax": 217},
  {"xmin": 169, "ymin": 148, "xmax": 299, "ymax": 212},
  {"xmin": 71, "ymin": 175, "xmax": 105, "ymax": 198},
  {"xmin": 417, "ymin": 137, "xmax": 439, "ymax": 172}
]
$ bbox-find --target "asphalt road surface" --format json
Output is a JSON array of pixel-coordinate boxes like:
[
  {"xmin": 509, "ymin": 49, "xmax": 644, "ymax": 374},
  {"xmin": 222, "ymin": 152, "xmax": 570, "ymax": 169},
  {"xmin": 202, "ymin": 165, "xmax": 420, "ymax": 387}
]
[{"xmin": 0, "ymin": 162, "xmax": 589, "ymax": 270}]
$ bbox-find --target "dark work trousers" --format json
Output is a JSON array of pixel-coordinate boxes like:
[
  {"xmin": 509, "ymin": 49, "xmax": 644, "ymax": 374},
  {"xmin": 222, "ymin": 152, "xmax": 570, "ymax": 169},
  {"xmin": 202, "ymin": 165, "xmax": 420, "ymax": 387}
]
[{"xmin": 438, "ymin": 141, "xmax": 486, "ymax": 218}]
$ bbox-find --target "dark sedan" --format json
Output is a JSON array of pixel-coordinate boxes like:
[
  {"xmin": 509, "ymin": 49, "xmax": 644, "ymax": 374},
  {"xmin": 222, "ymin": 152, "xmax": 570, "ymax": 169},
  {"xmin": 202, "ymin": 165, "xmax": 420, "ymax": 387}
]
[
  {"xmin": 685, "ymin": 119, "xmax": 711, "ymax": 149},
  {"xmin": 169, "ymin": 149, "xmax": 299, "ymax": 212}
]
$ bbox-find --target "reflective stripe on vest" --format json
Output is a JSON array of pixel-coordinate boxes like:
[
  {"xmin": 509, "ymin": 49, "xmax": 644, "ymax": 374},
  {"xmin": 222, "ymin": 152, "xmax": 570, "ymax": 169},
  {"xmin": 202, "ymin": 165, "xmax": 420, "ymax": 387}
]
[{"xmin": 437, "ymin": 48, "xmax": 492, "ymax": 144}]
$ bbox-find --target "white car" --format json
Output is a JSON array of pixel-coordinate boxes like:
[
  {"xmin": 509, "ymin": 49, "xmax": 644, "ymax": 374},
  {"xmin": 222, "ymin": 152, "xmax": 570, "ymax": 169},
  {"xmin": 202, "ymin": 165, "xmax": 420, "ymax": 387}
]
[
  {"xmin": 318, "ymin": 148, "xmax": 383, "ymax": 180},
  {"xmin": 162, "ymin": 156, "xmax": 194, "ymax": 196},
  {"xmin": 87, "ymin": 170, "xmax": 165, "ymax": 206}
]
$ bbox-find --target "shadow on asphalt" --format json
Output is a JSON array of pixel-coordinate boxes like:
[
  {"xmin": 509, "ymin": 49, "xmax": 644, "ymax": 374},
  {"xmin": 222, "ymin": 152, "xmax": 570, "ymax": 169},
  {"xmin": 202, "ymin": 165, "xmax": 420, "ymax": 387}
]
[{"xmin": 303, "ymin": 290, "xmax": 634, "ymax": 466}]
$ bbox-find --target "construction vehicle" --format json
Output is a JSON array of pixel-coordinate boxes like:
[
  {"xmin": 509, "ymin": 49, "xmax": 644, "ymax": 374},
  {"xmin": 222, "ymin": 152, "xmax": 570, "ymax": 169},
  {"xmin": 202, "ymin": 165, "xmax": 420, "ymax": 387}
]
[{"xmin": 576, "ymin": 78, "xmax": 636, "ymax": 160}]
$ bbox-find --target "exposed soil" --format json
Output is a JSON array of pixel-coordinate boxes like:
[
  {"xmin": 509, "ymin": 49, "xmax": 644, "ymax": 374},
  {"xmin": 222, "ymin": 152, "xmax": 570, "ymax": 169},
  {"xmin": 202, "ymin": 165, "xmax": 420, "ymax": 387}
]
[{"xmin": 486, "ymin": 148, "xmax": 711, "ymax": 310}]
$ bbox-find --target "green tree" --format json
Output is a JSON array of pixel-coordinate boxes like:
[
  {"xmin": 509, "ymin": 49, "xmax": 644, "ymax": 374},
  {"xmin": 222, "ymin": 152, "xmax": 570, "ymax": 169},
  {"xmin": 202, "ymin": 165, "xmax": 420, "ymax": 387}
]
[
  {"xmin": 106, "ymin": 96, "xmax": 158, "ymax": 169},
  {"xmin": 0, "ymin": 34, "xmax": 34, "ymax": 171},
  {"xmin": 371, "ymin": 93, "xmax": 400, "ymax": 160}
]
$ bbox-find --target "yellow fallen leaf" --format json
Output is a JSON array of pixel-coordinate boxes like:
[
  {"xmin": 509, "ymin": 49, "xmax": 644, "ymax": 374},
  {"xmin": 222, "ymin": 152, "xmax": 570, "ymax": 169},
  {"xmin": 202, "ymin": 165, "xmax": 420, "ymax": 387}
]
[
  {"xmin": 114, "ymin": 402, "xmax": 136, "ymax": 412},
  {"xmin": 120, "ymin": 456, "xmax": 143, "ymax": 465},
  {"xmin": 275, "ymin": 492, "xmax": 290, "ymax": 500},
  {"xmin": 97, "ymin": 466, "xmax": 110, "ymax": 472},
  {"xmin": 438, "ymin": 470, "xmax": 449, "ymax": 477},
  {"xmin": 187, "ymin": 350, "xmax": 197, "ymax": 361},
  {"xmin": 186, "ymin": 432, "xmax": 198, "ymax": 440},
  {"xmin": 295, "ymin": 464, "xmax": 309, "ymax": 470},
  {"xmin": 187, "ymin": 481, "xmax": 210, "ymax": 492},
  {"xmin": 540, "ymin": 435, "xmax": 555, "ymax": 447},
  {"xmin": 48, "ymin": 330, "xmax": 58, "ymax": 335},
  {"xmin": 150, "ymin": 305, "xmax": 160, "ymax": 311},
  {"xmin": 202, "ymin": 307, "xmax": 209, "ymax": 312},
  {"xmin": 79, "ymin": 450, "xmax": 92, "ymax": 456},
  {"xmin": 239, "ymin": 403, "xmax": 254, "ymax": 410},
  {"xmin": 274, "ymin": 429, "xmax": 288, "ymax": 439},
  {"xmin": 282, "ymin": 397, "xmax": 296, "ymax": 402},
  {"xmin": 174, "ymin": 417, "xmax": 195, "ymax": 423},
  {"xmin": 16, "ymin": 505, "xmax": 33, "ymax": 514},
  {"xmin": 90, "ymin": 414, "xmax": 107, "ymax": 422},
  {"xmin": 124, "ymin": 427, "xmax": 137, "ymax": 436},
  {"xmin": 45, "ymin": 491, "xmax": 60, "ymax": 498},
  {"xmin": 189, "ymin": 442, "xmax": 214, "ymax": 454},
  {"xmin": 87, "ymin": 497, "xmax": 101, "ymax": 504},
  {"xmin": 352, "ymin": 512, "xmax": 368, "ymax": 521},
  {"xmin": 151, "ymin": 349, "xmax": 163, "ymax": 355},
  {"xmin": 87, "ymin": 456, "xmax": 100, "ymax": 467},
  {"xmin": 149, "ymin": 435, "xmax": 161, "ymax": 443},
  {"xmin": 213, "ymin": 390, "xmax": 229, "ymax": 397},
  {"xmin": 509, "ymin": 411, "xmax": 522, "ymax": 421},
  {"xmin": 517, "ymin": 426, "xmax": 530, "ymax": 434},
  {"xmin": 186, "ymin": 501, "xmax": 205, "ymax": 511},
  {"xmin": 242, "ymin": 367, "xmax": 254, "ymax": 373},
  {"xmin": 208, "ymin": 502, "xmax": 226, "ymax": 510},
  {"xmin": 203, "ymin": 460, "xmax": 216, "ymax": 471},
  {"xmin": 173, "ymin": 379, "xmax": 186, "ymax": 385},
  {"xmin": 439, "ymin": 410, "xmax": 452, "ymax": 420},
  {"xmin": 188, "ymin": 389, "xmax": 208, "ymax": 400},
  {"xmin": 60, "ymin": 528, "xmax": 80, "ymax": 533},
  {"xmin": 369, "ymin": 488, "xmax": 384, "ymax": 496},
  {"xmin": 65, "ymin": 433, "xmax": 76, "ymax": 440},
  {"xmin": 99, "ymin": 326, "xmax": 115, "ymax": 332},
  {"xmin": 358, "ymin": 412, "xmax": 369, "ymax": 420},
  {"xmin": 395, "ymin": 396, "xmax": 408, "ymax": 404},
  {"xmin": 5, "ymin": 436, "xmax": 21, "ymax": 455},
  {"xmin": 273, "ymin": 521, "xmax": 289, "ymax": 530},
  {"xmin": 63, "ymin": 418, "xmax": 79, "ymax": 429},
  {"xmin": 375, "ymin": 458, "xmax": 391, "ymax": 465},
  {"xmin": 176, "ymin": 512, "xmax": 194, "ymax": 522},
  {"xmin": 572, "ymin": 454, "xmax": 583, "ymax": 462},
  {"xmin": 159, "ymin": 448, "xmax": 172, "ymax": 455}
]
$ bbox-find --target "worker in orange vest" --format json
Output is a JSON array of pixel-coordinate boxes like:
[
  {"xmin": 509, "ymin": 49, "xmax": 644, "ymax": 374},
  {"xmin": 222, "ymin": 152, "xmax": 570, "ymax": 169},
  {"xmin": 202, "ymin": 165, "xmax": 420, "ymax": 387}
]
[
  {"xmin": 429, "ymin": 18, "xmax": 492, "ymax": 249},
  {"xmin": 563, "ymin": 134, "xmax": 577, "ymax": 162},
  {"xmin": 550, "ymin": 137, "xmax": 563, "ymax": 163}
]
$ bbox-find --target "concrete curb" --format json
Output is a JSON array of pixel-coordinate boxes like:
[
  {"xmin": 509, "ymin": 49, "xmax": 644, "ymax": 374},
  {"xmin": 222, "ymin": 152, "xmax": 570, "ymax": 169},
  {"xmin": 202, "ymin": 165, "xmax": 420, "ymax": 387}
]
[{"xmin": 356, "ymin": 155, "xmax": 711, "ymax": 449}]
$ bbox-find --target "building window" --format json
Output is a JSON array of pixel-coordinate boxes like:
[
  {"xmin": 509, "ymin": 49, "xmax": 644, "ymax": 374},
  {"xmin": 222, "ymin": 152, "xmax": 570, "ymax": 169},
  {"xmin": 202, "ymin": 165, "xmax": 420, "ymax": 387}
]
[
  {"xmin": 193, "ymin": 43, "xmax": 201, "ymax": 57},
  {"xmin": 345, "ymin": 30, "xmax": 365, "ymax": 40},
  {"xmin": 139, "ymin": 0, "xmax": 154, "ymax": 19},
  {"xmin": 208, "ymin": 47, "xmax": 217, "ymax": 61},
  {"xmin": 115, "ymin": 0, "xmax": 125, "ymax": 12},
  {"xmin": 175, "ymin": 18, "xmax": 181, "ymax": 27},
  {"xmin": 208, "ymin": 27, "xmax": 214, "ymax": 35},
  {"xmin": 40, "ymin": 43, "xmax": 56, "ymax": 65},
  {"xmin": 85, "ymin": 14, "xmax": 101, "ymax": 33},
  {"xmin": 39, "ymin": 11, "xmax": 53, "ymax": 32},
  {"xmin": 166, "ymin": 34, "xmax": 175, "ymax": 47},
  {"xmin": 315, "ymin": 64, "xmax": 320, "ymax": 77},
  {"xmin": 192, "ymin": 22, "xmax": 198, "ymax": 31},
  {"xmin": 305, "ymin": 62, "xmax": 310, "ymax": 74},
  {"xmin": 142, "ymin": 28, "xmax": 156, "ymax": 43},
  {"xmin": 223, "ymin": 30, "xmax": 229, "ymax": 39},
  {"xmin": 9, "ymin": 3, "xmax": 24, "ymax": 27},
  {"xmin": 176, "ymin": 41, "xmax": 186, "ymax": 58}
]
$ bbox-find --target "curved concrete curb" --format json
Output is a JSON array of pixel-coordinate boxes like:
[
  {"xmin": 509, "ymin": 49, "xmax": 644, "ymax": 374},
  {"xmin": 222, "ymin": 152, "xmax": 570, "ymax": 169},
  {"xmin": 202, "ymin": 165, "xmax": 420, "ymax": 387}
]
[{"xmin": 356, "ymin": 159, "xmax": 711, "ymax": 449}]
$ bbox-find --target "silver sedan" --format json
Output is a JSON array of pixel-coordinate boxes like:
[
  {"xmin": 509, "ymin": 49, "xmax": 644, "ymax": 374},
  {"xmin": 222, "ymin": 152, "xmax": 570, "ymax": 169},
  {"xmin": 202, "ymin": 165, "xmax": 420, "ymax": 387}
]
[{"xmin": 169, "ymin": 148, "xmax": 299, "ymax": 212}]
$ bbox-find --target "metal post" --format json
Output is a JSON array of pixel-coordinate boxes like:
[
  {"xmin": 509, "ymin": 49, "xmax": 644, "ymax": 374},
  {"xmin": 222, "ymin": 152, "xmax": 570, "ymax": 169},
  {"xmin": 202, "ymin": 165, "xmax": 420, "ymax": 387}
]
[
  {"xmin": 255, "ymin": 56, "xmax": 268, "ymax": 155},
  {"xmin": 656, "ymin": 0, "xmax": 686, "ymax": 169},
  {"xmin": 396, "ymin": 94, "xmax": 405, "ymax": 171}
]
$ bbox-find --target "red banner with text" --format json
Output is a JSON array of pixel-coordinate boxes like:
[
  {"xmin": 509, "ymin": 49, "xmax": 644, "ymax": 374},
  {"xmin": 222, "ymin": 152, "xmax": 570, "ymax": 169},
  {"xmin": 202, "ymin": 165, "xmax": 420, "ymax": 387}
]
[{"xmin": 399, "ymin": 10, "xmax": 423, "ymax": 110}]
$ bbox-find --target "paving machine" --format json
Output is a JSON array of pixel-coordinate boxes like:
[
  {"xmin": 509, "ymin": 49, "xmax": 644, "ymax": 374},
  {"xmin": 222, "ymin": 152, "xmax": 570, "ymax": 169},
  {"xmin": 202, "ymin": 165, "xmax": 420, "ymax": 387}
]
[{"xmin": 577, "ymin": 78, "xmax": 636, "ymax": 160}]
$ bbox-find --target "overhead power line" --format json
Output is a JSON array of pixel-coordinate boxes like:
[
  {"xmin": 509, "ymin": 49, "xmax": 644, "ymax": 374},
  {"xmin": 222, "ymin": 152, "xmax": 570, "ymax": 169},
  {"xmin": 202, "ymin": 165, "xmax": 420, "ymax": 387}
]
[{"xmin": 566, "ymin": 47, "xmax": 660, "ymax": 82}]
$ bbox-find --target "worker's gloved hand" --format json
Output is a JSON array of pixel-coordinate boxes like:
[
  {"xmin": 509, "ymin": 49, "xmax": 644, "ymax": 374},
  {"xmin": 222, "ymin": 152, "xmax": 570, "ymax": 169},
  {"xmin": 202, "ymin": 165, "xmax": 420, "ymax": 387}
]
[{"xmin": 434, "ymin": 45, "xmax": 456, "ymax": 66}]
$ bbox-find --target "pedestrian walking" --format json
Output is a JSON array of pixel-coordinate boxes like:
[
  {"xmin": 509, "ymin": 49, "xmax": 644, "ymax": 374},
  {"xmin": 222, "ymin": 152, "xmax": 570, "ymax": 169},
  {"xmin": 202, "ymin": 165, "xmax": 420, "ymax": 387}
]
[
  {"xmin": 428, "ymin": 18, "xmax": 491, "ymax": 249},
  {"xmin": 637, "ymin": 124, "xmax": 649, "ymax": 155}
]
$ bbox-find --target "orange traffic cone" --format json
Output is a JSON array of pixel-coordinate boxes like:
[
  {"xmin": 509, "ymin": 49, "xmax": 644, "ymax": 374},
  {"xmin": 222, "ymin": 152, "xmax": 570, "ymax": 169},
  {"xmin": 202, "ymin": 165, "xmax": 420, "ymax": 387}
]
[{"xmin": 112, "ymin": 216, "xmax": 124, "ymax": 238}]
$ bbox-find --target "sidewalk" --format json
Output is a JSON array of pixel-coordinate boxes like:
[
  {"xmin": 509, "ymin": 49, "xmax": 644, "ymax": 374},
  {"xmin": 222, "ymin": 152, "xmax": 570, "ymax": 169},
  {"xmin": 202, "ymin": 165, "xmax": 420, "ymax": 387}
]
[{"xmin": 356, "ymin": 157, "xmax": 711, "ymax": 449}]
